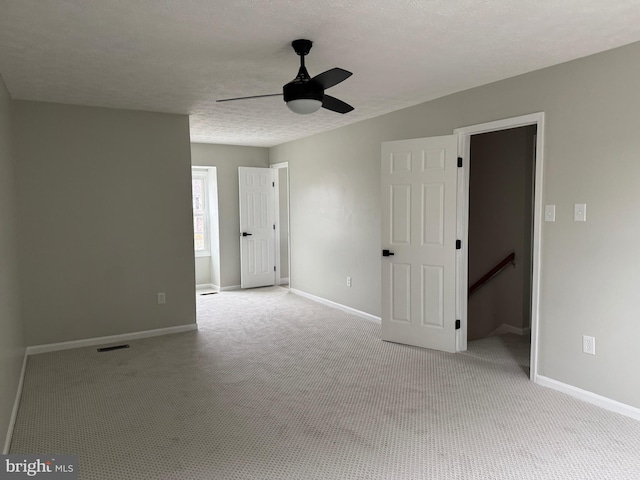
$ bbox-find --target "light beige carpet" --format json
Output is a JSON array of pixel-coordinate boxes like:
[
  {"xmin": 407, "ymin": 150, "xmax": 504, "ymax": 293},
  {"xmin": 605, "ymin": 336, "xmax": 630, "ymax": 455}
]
[{"xmin": 10, "ymin": 286, "xmax": 640, "ymax": 479}]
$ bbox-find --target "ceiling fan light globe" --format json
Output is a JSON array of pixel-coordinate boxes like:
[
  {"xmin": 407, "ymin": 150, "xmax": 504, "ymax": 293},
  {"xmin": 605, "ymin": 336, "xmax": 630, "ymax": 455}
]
[{"xmin": 286, "ymin": 99, "xmax": 322, "ymax": 114}]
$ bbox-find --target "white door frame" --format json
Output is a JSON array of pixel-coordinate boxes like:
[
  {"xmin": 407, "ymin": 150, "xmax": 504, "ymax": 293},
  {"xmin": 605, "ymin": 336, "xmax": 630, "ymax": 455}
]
[
  {"xmin": 454, "ymin": 112, "xmax": 545, "ymax": 381},
  {"xmin": 270, "ymin": 162, "xmax": 290, "ymax": 289}
]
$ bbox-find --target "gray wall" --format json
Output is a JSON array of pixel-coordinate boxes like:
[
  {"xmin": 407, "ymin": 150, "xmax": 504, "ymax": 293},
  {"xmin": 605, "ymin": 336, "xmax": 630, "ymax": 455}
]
[
  {"xmin": 270, "ymin": 41, "xmax": 640, "ymax": 409},
  {"xmin": 14, "ymin": 101, "xmax": 196, "ymax": 346},
  {"xmin": 191, "ymin": 143, "xmax": 269, "ymax": 288},
  {"xmin": 0, "ymin": 76, "xmax": 24, "ymax": 452},
  {"xmin": 195, "ymin": 256, "xmax": 212, "ymax": 286},
  {"xmin": 468, "ymin": 126, "xmax": 536, "ymax": 340}
]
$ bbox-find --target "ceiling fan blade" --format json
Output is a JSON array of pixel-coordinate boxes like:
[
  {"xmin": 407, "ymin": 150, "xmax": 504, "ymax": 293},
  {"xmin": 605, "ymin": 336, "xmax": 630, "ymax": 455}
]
[
  {"xmin": 217, "ymin": 93, "xmax": 282, "ymax": 103},
  {"xmin": 312, "ymin": 68, "xmax": 352, "ymax": 90},
  {"xmin": 322, "ymin": 95, "xmax": 354, "ymax": 114}
]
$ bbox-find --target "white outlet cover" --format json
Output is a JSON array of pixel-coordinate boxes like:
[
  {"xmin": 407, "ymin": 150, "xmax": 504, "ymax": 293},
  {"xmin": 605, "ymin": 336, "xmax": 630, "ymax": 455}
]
[
  {"xmin": 574, "ymin": 203, "xmax": 587, "ymax": 222},
  {"xmin": 582, "ymin": 335, "xmax": 596, "ymax": 355},
  {"xmin": 544, "ymin": 205, "xmax": 556, "ymax": 222}
]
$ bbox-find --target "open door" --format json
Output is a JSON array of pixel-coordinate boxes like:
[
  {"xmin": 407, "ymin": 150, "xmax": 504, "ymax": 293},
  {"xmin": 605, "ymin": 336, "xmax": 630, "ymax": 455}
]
[
  {"xmin": 239, "ymin": 167, "xmax": 276, "ymax": 289},
  {"xmin": 381, "ymin": 135, "xmax": 458, "ymax": 353}
]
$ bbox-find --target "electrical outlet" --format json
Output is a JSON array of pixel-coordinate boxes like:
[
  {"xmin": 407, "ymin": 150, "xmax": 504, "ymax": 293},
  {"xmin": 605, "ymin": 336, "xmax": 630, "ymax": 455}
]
[
  {"xmin": 347, "ymin": 276, "xmax": 352, "ymax": 287},
  {"xmin": 157, "ymin": 292, "xmax": 166, "ymax": 305},
  {"xmin": 582, "ymin": 335, "xmax": 595, "ymax": 355}
]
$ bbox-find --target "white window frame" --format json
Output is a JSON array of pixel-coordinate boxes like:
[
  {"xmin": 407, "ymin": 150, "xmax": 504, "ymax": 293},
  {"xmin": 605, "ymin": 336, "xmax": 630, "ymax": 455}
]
[{"xmin": 192, "ymin": 168, "xmax": 211, "ymax": 257}]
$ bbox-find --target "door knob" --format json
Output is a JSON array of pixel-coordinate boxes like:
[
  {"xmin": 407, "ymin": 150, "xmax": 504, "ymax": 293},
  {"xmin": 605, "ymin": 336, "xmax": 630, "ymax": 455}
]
[
  {"xmin": 382, "ymin": 249, "xmax": 394, "ymax": 257},
  {"xmin": 242, "ymin": 232, "xmax": 252, "ymax": 237}
]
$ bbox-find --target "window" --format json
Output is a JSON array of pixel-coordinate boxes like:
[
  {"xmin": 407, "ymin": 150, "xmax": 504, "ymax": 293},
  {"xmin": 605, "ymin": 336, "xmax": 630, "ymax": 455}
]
[{"xmin": 192, "ymin": 169, "xmax": 210, "ymax": 256}]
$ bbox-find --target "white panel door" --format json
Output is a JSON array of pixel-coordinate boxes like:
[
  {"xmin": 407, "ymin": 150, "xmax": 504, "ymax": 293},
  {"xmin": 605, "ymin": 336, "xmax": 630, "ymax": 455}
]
[
  {"xmin": 381, "ymin": 135, "xmax": 458, "ymax": 352},
  {"xmin": 239, "ymin": 167, "xmax": 276, "ymax": 289}
]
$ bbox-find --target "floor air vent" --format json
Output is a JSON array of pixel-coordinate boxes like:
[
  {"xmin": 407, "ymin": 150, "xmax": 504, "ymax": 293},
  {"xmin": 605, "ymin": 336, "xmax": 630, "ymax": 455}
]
[
  {"xmin": 97, "ymin": 344, "xmax": 130, "ymax": 352},
  {"xmin": 200, "ymin": 292, "xmax": 217, "ymax": 295}
]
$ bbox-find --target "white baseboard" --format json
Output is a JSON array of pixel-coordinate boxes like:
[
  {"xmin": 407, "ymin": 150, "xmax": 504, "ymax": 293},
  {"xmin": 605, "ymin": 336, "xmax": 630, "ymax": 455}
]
[
  {"xmin": 536, "ymin": 375, "xmax": 640, "ymax": 422},
  {"xmin": 488, "ymin": 324, "xmax": 531, "ymax": 337},
  {"xmin": 279, "ymin": 277, "xmax": 290, "ymax": 285},
  {"xmin": 196, "ymin": 283, "xmax": 215, "ymax": 290},
  {"xmin": 291, "ymin": 289, "xmax": 381, "ymax": 324},
  {"xmin": 3, "ymin": 350, "xmax": 27, "ymax": 454},
  {"xmin": 26, "ymin": 324, "xmax": 198, "ymax": 356},
  {"xmin": 219, "ymin": 285, "xmax": 241, "ymax": 291}
]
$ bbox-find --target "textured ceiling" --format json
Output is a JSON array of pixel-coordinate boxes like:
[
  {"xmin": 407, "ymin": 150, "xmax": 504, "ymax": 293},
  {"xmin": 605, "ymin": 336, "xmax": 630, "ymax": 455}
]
[{"xmin": 1, "ymin": 1, "xmax": 640, "ymax": 147}]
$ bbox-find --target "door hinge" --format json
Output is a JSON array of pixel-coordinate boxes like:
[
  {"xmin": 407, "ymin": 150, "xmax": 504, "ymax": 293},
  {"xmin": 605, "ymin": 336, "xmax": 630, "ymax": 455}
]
[
  {"xmin": 272, "ymin": 181, "xmax": 275, "ymax": 187},
  {"xmin": 455, "ymin": 320, "xmax": 461, "ymax": 330},
  {"xmin": 456, "ymin": 239, "xmax": 462, "ymax": 249},
  {"xmin": 457, "ymin": 157, "xmax": 463, "ymax": 168},
  {"xmin": 273, "ymin": 224, "xmax": 276, "ymax": 230},
  {"xmin": 274, "ymin": 266, "xmax": 276, "ymax": 272}
]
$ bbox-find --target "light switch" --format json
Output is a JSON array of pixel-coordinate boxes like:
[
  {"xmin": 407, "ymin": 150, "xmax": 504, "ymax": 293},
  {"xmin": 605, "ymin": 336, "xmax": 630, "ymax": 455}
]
[
  {"xmin": 544, "ymin": 205, "xmax": 556, "ymax": 222},
  {"xmin": 574, "ymin": 203, "xmax": 587, "ymax": 222}
]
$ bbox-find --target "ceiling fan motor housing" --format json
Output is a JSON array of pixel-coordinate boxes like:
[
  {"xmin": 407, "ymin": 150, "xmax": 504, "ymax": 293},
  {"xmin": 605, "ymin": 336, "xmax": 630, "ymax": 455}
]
[{"xmin": 283, "ymin": 80, "xmax": 323, "ymax": 102}]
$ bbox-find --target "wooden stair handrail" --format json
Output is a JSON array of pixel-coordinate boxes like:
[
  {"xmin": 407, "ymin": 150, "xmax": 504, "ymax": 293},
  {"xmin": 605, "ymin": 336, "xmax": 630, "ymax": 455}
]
[{"xmin": 469, "ymin": 252, "xmax": 516, "ymax": 296}]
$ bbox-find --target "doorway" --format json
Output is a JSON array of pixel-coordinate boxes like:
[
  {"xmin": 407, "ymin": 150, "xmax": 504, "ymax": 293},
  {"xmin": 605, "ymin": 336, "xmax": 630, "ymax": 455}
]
[
  {"xmin": 455, "ymin": 112, "xmax": 545, "ymax": 380},
  {"xmin": 271, "ymin": 162, "xmax": 290, "ymax": 289},
  {"xmin": 466, "ymin": 125, "xmax": 536, "ymax": 373},
  {"xmin": 236, "ymin": 164, "xmax": 290, "ymax": 290}
]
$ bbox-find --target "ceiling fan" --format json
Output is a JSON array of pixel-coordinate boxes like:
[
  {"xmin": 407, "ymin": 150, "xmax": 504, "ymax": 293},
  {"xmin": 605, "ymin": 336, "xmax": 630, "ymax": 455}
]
[{"xmin": 217, "ymin": 39, "xmax": 354, "ymax": 115}]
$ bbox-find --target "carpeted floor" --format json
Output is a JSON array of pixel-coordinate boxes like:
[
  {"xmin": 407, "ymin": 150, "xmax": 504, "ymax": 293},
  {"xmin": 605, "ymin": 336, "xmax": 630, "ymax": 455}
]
[{"xmin": 10, "ymin": 286, "xmax": 640, "ymax": 479}]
